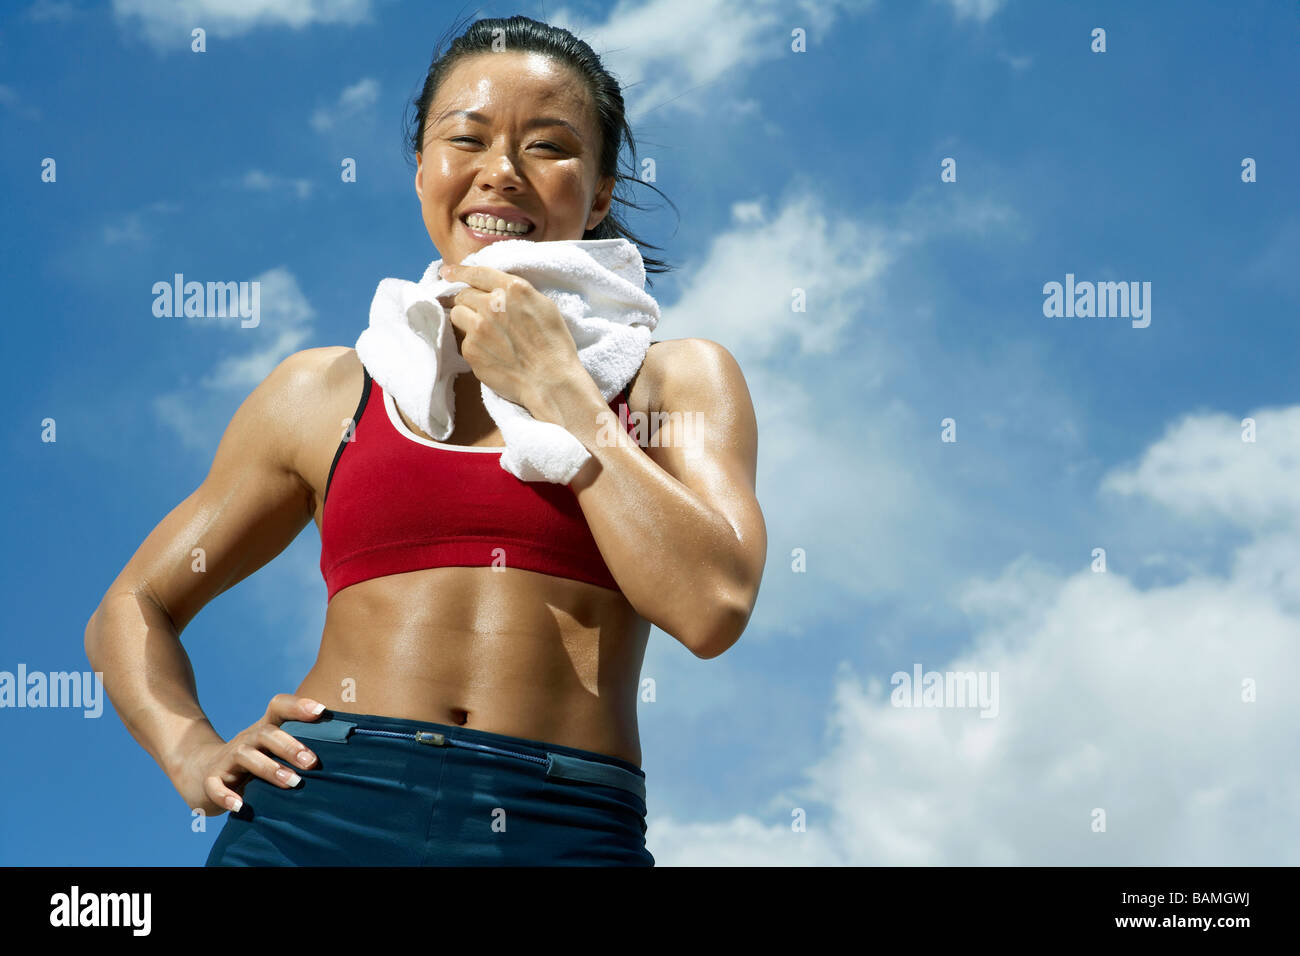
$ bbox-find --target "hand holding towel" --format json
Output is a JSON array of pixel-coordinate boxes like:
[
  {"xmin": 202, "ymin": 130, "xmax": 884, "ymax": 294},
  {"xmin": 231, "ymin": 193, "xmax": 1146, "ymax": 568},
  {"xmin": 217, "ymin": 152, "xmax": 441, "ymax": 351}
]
[{"xmin": 355, "ymin": 237, "xmax": 661, "ymax": 484}]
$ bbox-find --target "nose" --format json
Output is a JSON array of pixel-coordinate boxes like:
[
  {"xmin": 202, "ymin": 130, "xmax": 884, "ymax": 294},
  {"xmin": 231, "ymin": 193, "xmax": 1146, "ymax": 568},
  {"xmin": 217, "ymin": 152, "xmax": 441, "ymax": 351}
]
[{"xmin": 476, "ymin": 141, "xmax": 525, "ymax": 191}]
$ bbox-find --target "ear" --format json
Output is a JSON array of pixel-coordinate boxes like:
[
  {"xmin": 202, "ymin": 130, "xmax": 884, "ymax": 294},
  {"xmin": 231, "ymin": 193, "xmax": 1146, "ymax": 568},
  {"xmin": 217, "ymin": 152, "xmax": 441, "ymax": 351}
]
[
  {"xmin": 415, "ymin": 151, "xmax": 424, "ymax": 199},
  {"xmin": 586, "ymin": 174, "xmax": 615, "ymax": 232}
]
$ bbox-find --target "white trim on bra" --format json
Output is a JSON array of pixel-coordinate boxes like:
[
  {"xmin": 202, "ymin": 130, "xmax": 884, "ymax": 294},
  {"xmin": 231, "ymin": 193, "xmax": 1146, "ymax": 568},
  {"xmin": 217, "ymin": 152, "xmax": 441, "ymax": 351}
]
[{"xmin": 382, "ymin": 387, "xmax": 506, "ymax": 453}]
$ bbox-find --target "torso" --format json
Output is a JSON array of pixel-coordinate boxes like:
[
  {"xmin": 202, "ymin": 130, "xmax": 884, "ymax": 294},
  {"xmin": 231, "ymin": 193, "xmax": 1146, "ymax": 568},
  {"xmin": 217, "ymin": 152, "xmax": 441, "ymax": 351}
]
[{"xmin": 289, "ymin": 345, "xmax": 664, "ymax": 767}]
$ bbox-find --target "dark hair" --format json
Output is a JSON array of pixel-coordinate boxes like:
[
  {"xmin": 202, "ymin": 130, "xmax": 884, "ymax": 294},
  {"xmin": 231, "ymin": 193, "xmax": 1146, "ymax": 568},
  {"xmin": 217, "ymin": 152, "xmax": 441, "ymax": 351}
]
[{"xmin": 404, "ymin": 13, "xmax": 676, "ymax": 286}]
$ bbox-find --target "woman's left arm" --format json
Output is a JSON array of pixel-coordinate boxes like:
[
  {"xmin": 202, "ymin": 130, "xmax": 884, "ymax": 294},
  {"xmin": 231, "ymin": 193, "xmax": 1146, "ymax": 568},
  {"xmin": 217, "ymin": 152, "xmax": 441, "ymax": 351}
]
[
  {"xmin": 534, "ymin": 338, "xmax": 767, "ymax": 660},
  {"xmin": 440, "ymin": 264, "xmax": 766, "ymax": 658}
]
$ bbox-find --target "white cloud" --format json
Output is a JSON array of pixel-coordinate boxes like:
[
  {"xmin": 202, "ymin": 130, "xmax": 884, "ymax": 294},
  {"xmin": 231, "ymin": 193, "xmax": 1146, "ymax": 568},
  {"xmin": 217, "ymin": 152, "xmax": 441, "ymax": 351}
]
[
  {"xmin": 240, "ymin": 168, "xmax": 313, "ymax": 199},
  {"xmin": 437, "ymin": 0, "xmax": 992, "ymax": 125},
  {"xmin": 113, "ymin": 0, "xmax": 372, "ymax": 47},
  {"xmin": 201, "ymin": 266, "xmax": 315, "ymax": 390},
  {"xmin": 1100, "ymin": 406, "xmax": 1300, "ymax": 534},
  {"xmin": 641, "ymin": 184, "xmax": 1031, "ymax": 624},
  {"xmin": 650, "ymin": 191, "xmax": 937, "ymax": 609},
  {"xmin": 550, "ymin": 0, "xmax": 874, "ymax": 122},
  {"xmin": 665, "ymin": 192, "xmax": 896, "ymax": 362},
  {"xmin": 628, "ymin": 182, "xmax": 1037, "ymax": 824},
  {"xmin": 103, "ymin": 214, "xmax": 146, "ymax": 245},
  {"xmin": 152, "ymin": 392, "xmax": 214, "ymax": 455},
  {"xmin": 670, "ymin": 187, "xmax": 1023, "ymax": 368},
  {"xmin": 938, "ymin": 0, "xmax": 1007, "ymax": 23},
  {"xmin": 648, "ymin": 813, "xmax": 843, "ymax": 865},
  {"xmin": 310, "ymin": 77, "xmax": 380, "ymax": 132},
  {"xmin": 152, "ymin": 266, "xmax": 325, "ymax": 686},
  {"xmin": 153, "ymin": 265, "xmax": 315, "ymax": 452},
  {"xmin": 627, "ymin": 181, "xmax": 1294, "ymax": 863},
  {"xmin": 649, "ymin": 404, "xmax": 1300, "ymax": 864},
  {"xmin": 896, "ymin": 183, "xmax": 1028, "ymax": 241},
  {"xmin": 101, "ymin": 200, "xmax": 182, "ymax": 245},
  {"xmin": 998, "ymin": 51, "xmax": 1033, "ymax": 72}
]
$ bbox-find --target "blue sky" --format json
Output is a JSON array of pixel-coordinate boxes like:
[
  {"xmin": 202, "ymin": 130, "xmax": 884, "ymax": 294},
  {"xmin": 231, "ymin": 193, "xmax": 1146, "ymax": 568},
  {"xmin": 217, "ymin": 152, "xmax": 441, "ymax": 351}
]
[{"xmin": 2, "ymin": 0, "xmax": 1297, "ymax": 865}]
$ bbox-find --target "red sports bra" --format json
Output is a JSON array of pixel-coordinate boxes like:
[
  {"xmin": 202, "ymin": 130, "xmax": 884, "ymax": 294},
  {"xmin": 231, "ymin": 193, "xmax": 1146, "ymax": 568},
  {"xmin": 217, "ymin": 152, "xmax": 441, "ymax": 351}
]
[{"xmin": 318, "ymin": 366, "xmax": 637, "ymax": 601}]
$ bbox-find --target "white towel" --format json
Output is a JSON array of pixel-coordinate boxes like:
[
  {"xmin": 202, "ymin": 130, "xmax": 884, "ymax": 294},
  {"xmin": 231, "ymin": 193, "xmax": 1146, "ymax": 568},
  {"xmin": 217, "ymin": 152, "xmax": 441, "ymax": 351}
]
[{"xmin": 355, "ymin": 237, "xmax": 661, "ymax": 484}]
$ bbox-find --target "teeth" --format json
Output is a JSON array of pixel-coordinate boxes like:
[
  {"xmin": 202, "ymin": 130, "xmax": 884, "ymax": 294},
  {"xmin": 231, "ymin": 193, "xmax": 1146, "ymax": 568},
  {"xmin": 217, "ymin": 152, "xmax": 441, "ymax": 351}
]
[{"xmin": 465, "ymin": 213, "xmax": 531, "ymax": 235}]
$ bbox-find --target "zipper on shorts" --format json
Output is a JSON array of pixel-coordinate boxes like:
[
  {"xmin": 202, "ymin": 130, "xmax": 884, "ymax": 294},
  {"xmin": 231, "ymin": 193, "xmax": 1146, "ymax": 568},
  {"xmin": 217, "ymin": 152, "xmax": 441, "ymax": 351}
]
[{"xmin": 349, "ymin": 726, "xmax": 548, "ymax": 766}]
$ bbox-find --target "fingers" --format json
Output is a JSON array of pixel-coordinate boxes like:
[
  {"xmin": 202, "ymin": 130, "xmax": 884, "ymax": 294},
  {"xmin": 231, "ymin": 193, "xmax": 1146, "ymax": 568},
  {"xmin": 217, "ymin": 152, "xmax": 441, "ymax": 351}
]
[
  {"xmin": 232, "ymin": 741, "xmax": 304, "ymax": 791},
  {"xmin": 268, "ymin": 695, "xmax": 324, "ymax": 768},
  {"xmin": 203, "ymin": 771, "xmax": 245, "ymax": 814},
  {"xmin": 261, "ymin": 725, "xmax": 317, "ymax": 771},
  {"xmin": 450, "ymin": 285, "xmax": 486, "ymax": 306},
  {"xmin": 267, "ymin": 693, "xmax": 326, "ymax": 723},
  {"xmin": 446, "ymin": 302, "xmax": 478, "ymax": 334},
  {"xmin": 199, "ymin": 696, "xmax": 329, "ymax": 816}
]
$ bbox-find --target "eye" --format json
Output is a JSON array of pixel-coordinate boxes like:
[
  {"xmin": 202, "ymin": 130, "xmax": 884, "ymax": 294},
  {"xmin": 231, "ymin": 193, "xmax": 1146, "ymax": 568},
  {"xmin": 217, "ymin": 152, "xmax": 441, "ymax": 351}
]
[{"xmin": 449, "ymin": 137, "xmax": 562, "ymax": 151}]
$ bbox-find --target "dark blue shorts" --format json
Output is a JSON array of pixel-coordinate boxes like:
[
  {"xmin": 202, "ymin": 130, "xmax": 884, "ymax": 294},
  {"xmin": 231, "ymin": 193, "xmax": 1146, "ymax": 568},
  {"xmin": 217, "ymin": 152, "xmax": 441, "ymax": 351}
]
[{"xmin": 204, "ymin": 709, "xmax": 653, "ymax": 866}]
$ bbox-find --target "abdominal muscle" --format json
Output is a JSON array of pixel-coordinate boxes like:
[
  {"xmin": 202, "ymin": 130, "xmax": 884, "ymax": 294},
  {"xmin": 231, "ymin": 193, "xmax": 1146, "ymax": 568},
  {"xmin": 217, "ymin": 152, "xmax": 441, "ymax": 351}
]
[
  {"xmin": 293, "ymin": 564, "xmax": 650, "ymax": 767},
  {"xmin": 291, "ymin": 347, "xmax": 652, "ymax": 768}
]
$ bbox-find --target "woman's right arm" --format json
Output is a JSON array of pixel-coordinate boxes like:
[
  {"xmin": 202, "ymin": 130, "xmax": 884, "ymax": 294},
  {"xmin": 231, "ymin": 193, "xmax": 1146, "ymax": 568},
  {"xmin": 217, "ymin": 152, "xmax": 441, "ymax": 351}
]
[{"xmin": 84, "ymin": 348, "xmax": 336, "ymax": 815}]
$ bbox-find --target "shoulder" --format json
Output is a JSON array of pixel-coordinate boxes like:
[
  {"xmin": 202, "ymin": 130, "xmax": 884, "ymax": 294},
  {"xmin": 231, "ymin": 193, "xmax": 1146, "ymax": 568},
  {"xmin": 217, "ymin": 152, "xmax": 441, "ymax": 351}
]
[
  {"xmin": 641, "ymin": 337, "xmax": 750, "ymax": 406},
  {"xmin": 635, "ymin": 339, "xmax": 756, "ymax": 465},
  {"xmin": 249, "ymin": 346, "xmax": 365, "ymax": 453},
  {"xmin": 259, "ymin": 347, "xmax": 364, "ymax": 412},
  {"xmin": 233, "ymin": 348, "xmax": 370, "ymax": 499},
  {"xmin": 635, "ymin": 338, "xmax": 759, "ymax": 497},
  {"xmin": 645, "ymin": 337, "xmax": 742, "ymax": 372},
  {"xmin": 270, "ymin": 346, "xmax": 360, "ymax": 389}
]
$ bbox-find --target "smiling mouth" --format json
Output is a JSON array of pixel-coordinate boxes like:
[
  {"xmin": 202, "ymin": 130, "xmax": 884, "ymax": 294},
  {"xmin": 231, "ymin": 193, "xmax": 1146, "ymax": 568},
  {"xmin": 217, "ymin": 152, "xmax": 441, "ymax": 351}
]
[{"xmin": 460, "ymin": 213, "xmax": 536, "ymax": 239}]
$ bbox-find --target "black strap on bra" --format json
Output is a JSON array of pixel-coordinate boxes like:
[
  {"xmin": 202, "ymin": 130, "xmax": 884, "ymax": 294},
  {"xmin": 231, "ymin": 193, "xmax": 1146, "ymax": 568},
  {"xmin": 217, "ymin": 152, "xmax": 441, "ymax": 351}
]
[{"xmin": 322, "ymin": 366, "xmax": 372, "ymax": 508}]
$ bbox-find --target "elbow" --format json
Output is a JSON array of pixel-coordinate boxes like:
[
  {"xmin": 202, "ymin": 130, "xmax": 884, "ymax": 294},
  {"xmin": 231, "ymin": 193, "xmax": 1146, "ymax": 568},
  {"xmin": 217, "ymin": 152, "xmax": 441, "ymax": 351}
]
[
  {"xmin": 688, "ymin": 535, "xmax": 763, "ymax": 659},
  {"xmin": 689, "ymin": 590, "xmax": 754, "ymax": 660},
  {"xmin": 84, "ymin": 606, "xmax": 103, "ymax": 664}
]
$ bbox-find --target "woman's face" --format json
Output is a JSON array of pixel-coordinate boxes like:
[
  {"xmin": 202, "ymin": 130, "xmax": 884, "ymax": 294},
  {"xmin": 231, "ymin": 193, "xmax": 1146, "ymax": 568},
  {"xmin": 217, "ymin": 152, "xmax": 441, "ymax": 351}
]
[{"xmin": 416, "ymin": 51, "xmax": 614, "ymax": 266}]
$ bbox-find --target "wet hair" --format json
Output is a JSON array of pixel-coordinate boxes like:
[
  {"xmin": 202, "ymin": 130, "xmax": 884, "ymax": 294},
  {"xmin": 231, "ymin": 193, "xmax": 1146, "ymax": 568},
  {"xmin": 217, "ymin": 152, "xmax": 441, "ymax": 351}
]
[{"xmin": 404, "ymin": 13, "xmax": 676, "ymax": 286}]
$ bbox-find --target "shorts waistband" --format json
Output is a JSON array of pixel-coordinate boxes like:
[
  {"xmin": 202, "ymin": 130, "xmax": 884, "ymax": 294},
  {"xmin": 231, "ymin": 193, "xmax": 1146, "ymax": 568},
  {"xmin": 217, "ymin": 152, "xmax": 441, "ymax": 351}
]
[{"xmin": 280, "ymin": 709, "xmax": 646, "ymax": 803}]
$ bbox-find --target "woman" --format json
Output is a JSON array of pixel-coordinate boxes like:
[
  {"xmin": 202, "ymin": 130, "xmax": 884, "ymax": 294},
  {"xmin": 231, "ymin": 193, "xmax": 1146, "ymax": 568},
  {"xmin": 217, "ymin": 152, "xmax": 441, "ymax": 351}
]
[{"xmin": 84, "ymin": 15, "xmax": 766, "ymax": 866}]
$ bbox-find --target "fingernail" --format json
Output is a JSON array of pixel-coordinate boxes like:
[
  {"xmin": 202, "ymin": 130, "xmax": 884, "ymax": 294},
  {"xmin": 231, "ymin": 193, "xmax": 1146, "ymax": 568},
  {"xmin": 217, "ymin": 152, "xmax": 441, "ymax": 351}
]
[
  {"xmin": 228, "ymin": 796, "xmax": 242, "ymax": 813},
  {"xmin": 297, "ymin": 751, "xmax": 314, "ymax": 767},
  {"xmin": 307, "ymin": 701, "xmax": 325, "ymax": 715},
  {"xmin": 277, "ymin": 768, "xmax": 302, "ymax": 787}
]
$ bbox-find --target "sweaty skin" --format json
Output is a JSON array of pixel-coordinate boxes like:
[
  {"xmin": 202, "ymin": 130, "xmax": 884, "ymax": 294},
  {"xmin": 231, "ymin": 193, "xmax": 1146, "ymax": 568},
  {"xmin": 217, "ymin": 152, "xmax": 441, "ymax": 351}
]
[
  {"xmin": 296, "ymin": 49, "xmax": 651, "ymax": 762},
  {"xmin": 296, "ymin": 344, "xmax": 659, "ymax": 765},
  {"xmin": 85, "ymin": 50, "xmax": 764, "ymax": 815}
]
